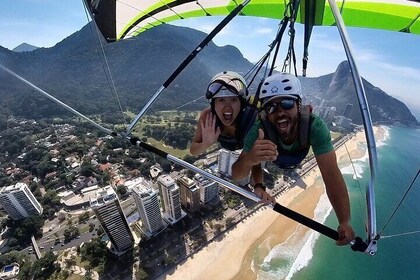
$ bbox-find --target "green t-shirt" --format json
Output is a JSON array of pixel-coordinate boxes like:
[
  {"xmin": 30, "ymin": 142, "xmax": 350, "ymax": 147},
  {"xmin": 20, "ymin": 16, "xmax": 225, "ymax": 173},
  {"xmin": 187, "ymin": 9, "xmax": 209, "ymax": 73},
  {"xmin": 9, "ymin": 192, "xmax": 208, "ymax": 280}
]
[{"xmin": 243, "ymin": 114, "xmax": 333, "ymax": 156}]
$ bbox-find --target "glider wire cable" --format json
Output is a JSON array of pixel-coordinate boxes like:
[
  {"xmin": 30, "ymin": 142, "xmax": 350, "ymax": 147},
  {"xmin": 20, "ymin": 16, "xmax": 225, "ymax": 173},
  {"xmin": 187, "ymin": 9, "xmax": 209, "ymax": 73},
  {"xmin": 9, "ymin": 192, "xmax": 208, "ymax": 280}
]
[
  {"xmin": 82, "ymin": 1, "xmax": 128, "ymax": 126},
  {"xmin": 377, "ymin": 169, "xmax": 420, "ymax": 239},
  {"xmin": 343, "ymin": 139, "xmax": 369, "ymax": 234},
  {"xmin": 279, "ymin": 0, "xmax": 300, "ymax": 77}
]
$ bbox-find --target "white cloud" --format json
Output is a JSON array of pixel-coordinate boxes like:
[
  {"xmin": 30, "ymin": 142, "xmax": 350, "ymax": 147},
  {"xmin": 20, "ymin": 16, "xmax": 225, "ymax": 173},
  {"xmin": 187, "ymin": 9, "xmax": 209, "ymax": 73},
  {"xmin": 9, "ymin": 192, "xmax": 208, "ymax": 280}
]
[{"xmin": 255, "ymin": 27, "xmax": 273, "ymax": 34}]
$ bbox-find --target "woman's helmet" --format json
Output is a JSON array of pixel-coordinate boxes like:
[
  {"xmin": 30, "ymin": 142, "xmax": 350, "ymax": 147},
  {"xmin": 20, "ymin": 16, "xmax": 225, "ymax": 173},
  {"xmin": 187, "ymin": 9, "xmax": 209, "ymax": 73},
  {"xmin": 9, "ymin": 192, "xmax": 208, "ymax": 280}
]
[
  {"xmin": 259, "ymin": 73, "xmax": 302, "ymax": 108},
  {"xmin": 206, "ymin": 71, "xmax": 247, "ymax": 100}
]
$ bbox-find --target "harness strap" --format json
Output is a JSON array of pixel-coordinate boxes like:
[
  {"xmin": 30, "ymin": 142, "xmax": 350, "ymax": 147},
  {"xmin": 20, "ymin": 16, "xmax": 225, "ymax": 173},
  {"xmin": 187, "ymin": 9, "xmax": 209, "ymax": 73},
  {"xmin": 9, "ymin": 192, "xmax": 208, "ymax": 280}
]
[{"xmin": 299, "ymin": 105, "xmax": 312, "ymax": 149}]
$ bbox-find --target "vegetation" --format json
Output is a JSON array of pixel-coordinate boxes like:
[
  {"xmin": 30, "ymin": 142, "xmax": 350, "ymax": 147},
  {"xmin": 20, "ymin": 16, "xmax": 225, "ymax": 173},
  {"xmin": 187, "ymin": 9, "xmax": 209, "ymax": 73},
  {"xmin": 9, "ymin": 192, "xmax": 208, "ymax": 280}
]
[{"xmin": 80, "ymin": 238, "xmax": 109, "ymax": 274}]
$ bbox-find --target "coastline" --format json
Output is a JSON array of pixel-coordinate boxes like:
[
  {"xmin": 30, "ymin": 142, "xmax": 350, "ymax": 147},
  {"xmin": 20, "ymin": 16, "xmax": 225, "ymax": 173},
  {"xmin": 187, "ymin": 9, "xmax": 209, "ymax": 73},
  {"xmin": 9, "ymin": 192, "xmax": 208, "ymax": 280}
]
[{"xmin": 162, "ymin": 127, "xmax": 385, "ymax": 280}]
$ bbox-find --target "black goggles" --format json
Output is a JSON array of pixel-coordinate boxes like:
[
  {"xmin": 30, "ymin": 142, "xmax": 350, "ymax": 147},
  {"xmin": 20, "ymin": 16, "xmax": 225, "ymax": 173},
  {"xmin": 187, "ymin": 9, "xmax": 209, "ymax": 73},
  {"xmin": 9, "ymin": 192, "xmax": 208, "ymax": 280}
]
[
  {"xmin": 205, "ymin": 79, "xmax": 245, "ymax": 99},
  {"xmin": 263, "ymin": 99, "xmax": 296, "ymax": 114}
]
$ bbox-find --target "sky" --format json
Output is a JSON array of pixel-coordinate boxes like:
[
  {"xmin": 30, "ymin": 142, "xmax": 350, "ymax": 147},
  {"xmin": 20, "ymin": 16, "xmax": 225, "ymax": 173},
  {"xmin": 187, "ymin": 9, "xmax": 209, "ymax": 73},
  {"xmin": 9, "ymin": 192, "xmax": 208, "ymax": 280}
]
[{"xmin": 0, "ymin": 0, "xmax": 419, "ymax": 119}]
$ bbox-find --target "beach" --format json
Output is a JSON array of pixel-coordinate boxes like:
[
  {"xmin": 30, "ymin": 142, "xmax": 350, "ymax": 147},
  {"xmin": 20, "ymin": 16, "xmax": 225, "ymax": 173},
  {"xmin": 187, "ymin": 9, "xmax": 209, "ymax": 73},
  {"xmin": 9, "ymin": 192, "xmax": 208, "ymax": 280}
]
[{"xmin": 162, "ymin": 127, "xmax": 384, "ymax": 280}]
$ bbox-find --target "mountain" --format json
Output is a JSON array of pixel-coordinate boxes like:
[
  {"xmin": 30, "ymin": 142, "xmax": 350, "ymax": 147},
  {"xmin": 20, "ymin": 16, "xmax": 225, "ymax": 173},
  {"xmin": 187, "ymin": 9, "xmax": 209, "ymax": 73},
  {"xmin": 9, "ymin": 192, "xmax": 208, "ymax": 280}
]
[
  {"xmin": 12, "ymin": 43, "xmax": 39, "ymax": 52},
  {"xmin": 0, "ymin": 23, "xmax": 254, "ymax": 123},
  {"xmin": 0, "ymin": 23, "xmax": 417, "ymax": 127},
  {"xmin": 300, "ymin": 61, "xmax": 417, "ymax": 125}
]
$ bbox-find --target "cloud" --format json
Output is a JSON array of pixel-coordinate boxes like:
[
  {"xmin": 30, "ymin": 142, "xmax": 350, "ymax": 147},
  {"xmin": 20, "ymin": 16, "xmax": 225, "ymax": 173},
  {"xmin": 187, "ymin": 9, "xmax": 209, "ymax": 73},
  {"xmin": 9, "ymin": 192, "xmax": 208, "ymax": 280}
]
[
  {"xmin": 374, "ymin": 61, "xmax": 420, "ymax": 81},
  {"xmin": 255, "ymin": 27, "xmax": 273, "ymax": 34}
]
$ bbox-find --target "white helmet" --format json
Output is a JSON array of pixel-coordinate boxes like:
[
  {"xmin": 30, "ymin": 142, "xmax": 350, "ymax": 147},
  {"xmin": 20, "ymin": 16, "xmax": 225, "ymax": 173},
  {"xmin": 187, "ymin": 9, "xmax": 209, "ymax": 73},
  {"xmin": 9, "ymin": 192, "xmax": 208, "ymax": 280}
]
[
  {"xmin": 259, "ymin": 73, "xmax": 302, "ymax": 108},
  {"xmin": 206, "ymin": 71, "xmax": 247, "ymax": 100}
]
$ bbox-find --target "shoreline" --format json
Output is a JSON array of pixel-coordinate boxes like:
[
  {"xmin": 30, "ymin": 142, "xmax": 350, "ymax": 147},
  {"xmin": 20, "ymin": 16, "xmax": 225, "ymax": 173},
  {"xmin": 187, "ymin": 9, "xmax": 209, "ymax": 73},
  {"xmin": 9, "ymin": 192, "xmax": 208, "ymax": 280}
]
[{"xmin": 162, "ymin": 127, "xmax": 385, "ymax": 280}]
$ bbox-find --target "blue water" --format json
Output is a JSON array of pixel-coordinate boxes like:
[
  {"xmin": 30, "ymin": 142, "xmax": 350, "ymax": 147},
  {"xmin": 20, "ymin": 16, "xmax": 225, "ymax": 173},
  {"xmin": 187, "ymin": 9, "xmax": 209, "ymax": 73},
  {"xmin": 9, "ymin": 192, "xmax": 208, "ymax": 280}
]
[
  {"xmin": 257, "ymin": 126, "xmax": 420, "ymax": 280},
  {"xmin": 289, "ymin": 126, "xmax": 420, "ymax": 280}
]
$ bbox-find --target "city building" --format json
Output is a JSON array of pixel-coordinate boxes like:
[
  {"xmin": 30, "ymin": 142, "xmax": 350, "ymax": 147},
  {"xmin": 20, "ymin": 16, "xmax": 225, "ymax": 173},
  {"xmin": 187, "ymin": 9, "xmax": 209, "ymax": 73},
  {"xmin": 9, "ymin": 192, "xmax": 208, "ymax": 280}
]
[
  {"xmin": 150, "ymin": 164, "xmax": 163, "ymax": 180},
  {"xmin": 157, "ymin": 175, "xmax": 186, "ymax": 224},
  {"xmin": 0, "ymin": 182, "xmax": 43, "ymax": 220},
  {"xmin": 218, "ymin": 149, "xmax": 241, "ymax": 177},
  {"xmin": 343, "ymin": 103, "xmax": 353, "ymax": 118},
  {"xmin": 131, "ymin": 179, "xmax": 165, "ymax": 238},
  {"xmin": 90, "ymin": 186, "xmax": 134, "ymax": 254},
  {"xmin": 193, "ymin": 174, "xmax": 218, "ymax": 204},
  {"xmin": 337, "ymin": 115, "xmax": 353, "ymax": 130},
  {"xmin": 176, "ymin": 176, "xmax": 200, "ymax": 213}
]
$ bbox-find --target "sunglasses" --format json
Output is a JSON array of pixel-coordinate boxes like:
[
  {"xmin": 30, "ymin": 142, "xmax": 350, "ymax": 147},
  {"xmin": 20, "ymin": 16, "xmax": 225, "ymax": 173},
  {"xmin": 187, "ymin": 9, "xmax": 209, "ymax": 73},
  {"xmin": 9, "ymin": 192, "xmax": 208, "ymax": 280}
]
[
  {"xmin": 206, "ymin": 78, "xmax": 245, "ymax": 99},
  {"xmin": 263, "ymin": 99, "xmax": 296, "ymax": 114}
]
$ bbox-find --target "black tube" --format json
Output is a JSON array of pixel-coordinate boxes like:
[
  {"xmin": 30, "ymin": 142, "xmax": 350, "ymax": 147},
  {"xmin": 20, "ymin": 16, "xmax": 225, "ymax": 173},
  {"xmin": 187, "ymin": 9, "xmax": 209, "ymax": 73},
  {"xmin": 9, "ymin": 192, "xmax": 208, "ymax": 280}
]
[
  {"xmin": 163, "ymin": 0, "xmax": 251, "ymax": 87},
  {"xmin": 273, "ymin": 203, "xmax": 339, "ymax": 240}
]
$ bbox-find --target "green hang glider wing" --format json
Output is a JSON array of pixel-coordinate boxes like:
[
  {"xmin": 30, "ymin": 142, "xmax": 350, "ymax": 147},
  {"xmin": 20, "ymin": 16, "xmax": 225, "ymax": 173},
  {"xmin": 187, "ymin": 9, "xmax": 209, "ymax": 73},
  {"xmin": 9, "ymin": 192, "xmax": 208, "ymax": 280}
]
[{"xmin": 84, "ymin": 0, "xmax": 419, "ymax": 42}]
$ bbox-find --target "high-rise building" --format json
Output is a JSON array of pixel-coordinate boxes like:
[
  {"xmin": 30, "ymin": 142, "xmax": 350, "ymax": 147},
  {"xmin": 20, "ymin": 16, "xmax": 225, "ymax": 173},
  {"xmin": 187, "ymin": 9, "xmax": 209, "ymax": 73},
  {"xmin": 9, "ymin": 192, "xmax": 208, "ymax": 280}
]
[
  {"xmin": 90, "ymin": 186, "xmax": 134, "ymax": 254},
  {"xmin": 0, "ymin": 182, "xmax": 43, "ymax": 220},
  {"xmin": 343, "ymin": 103, "xmax": 353, "ymax": 118},
  {"xmin": 177, "ymin": 176, "xmax": 200, "ymax": 213},
  {"xmin": 218, "ymin": 149, "xmax": 241, "ymax": 177},
  {"xmin": 157, "ymin": 175, "xmax": 185, "ymax": 224},
  {"xmin": 193, "ymin": 174, "xmax": 218, "ymax": 204},
  {"xmin": 337, "ymin": 116, "xmax": 352, "ymax": 129},
  {"xmin": 131, "ymin": 179, "xmax": 165, "ymax": 238}
]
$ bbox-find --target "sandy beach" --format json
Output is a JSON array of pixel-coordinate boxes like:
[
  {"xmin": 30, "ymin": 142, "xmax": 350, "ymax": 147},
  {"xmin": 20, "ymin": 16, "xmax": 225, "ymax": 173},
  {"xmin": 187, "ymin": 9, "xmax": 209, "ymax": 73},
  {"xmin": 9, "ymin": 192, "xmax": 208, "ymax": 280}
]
[{"xmin": 162, "ymin": 127, "xmax": 384, "ymax": 280}]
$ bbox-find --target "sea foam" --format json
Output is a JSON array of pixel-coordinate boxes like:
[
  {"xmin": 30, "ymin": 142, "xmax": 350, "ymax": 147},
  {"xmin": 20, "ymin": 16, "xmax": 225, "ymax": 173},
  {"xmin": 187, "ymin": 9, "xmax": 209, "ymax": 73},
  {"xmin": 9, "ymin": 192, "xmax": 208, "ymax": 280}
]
[{"xmin": 257, "ymin": 192, "xmax": 333, "ymax": 280}]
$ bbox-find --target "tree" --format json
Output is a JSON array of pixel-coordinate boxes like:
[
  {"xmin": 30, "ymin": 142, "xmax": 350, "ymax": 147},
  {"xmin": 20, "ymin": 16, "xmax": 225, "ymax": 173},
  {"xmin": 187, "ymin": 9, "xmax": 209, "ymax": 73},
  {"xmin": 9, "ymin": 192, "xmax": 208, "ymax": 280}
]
[
  {"xmin": 7, "ymin": 215, "xmax": 44, "ymax": 244},
  {"xmin": 32, "ymin": 251, "xmax": 58, "ymax": 280},
  {"xmin": 78, "ymin": 211, "xmax": 90, "ymax": 223},
  {"xmin": 80, "ymin": 238, "xmax": 108, "ymax": 267},
  {"xmin": 124, "ymin": 158, "xmax": 137, "ymax": 168},
  {"xmin": 116, "ymin": 185, "xmax": 127, "ymax": 198},
  {"xmin": 57, "ymin": 212, "xmax": 66, "ymax": 223},
  {"xmin": 80, "ymin": 162, "xmax": 95, "ymax": 177},
  {"xmin": 161, "ymin": 161, "xmax": 172, "ymax": 173}
]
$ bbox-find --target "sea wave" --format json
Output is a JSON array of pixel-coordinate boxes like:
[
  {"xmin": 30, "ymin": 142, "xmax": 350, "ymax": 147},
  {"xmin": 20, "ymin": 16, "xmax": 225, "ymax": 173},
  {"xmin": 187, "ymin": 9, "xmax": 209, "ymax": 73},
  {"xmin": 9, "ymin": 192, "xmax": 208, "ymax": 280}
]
[
  {"xmin": 376, "ymin": 125, "xmax": 390, "ymax": 147},
  {"xmin": 257, "ymin": 192, "xmax": 333, "ymax": 280},
  {"xmin": 340, "ymin": 146, "xmax": 369, "ymax": 179}
]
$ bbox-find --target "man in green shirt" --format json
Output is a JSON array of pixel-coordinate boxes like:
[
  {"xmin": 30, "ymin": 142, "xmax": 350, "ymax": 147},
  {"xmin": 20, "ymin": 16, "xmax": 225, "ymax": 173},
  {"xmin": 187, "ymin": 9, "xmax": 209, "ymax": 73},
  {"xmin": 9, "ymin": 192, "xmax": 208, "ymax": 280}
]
[{"xmin": 232, "ymin": 73, "xmax": 355, "ymax": 246}]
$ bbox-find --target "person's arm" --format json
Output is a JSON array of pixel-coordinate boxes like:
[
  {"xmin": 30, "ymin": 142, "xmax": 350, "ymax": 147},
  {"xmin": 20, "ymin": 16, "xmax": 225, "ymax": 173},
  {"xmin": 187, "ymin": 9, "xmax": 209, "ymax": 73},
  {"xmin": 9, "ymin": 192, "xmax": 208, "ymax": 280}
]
[
  {"xmin": 316, "ymin": 150, "xmax": 355, "ymax": 245},
  {"xmin": 231, "ymin": 129, "xmax": 277, "ymax": 180},
  {"xmin": 250, "ymin": 164, "xmax": 276, "ymax": 205},
  {"xmin": 190, "ymin": 108, "xmax": 220, "ymax": 156}
]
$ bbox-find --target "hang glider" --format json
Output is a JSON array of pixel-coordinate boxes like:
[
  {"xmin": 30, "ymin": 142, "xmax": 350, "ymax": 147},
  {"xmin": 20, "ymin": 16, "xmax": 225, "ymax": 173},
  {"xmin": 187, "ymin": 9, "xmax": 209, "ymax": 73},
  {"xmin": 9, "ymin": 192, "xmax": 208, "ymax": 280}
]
[
  {"xmin": 2, "ymin": 0, "xmax": 418, "ymax": 257},
  {"xmin": 85, "ymin": 0, "xmax": 420, "ymax": 42},
  {"xmin": 77, "ymin": 0, "xmax": 420, "ymax": 256}
]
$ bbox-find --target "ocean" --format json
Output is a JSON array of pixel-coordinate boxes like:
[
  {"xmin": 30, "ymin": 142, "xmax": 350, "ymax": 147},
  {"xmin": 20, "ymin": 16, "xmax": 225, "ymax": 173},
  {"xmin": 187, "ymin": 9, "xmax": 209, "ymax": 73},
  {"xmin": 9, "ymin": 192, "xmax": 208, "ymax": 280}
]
[{"xmin": 257, "ymin": 126, "xmax": 420, "ymax": 280}]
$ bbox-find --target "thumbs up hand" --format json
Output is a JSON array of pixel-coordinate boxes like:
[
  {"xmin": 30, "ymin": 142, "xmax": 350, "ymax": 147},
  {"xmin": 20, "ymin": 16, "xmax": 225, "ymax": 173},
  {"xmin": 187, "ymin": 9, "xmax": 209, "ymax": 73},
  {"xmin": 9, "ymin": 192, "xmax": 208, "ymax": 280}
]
[{"xmin": 248, "ymin": 129, "xmax": 278, "ymax": 165}]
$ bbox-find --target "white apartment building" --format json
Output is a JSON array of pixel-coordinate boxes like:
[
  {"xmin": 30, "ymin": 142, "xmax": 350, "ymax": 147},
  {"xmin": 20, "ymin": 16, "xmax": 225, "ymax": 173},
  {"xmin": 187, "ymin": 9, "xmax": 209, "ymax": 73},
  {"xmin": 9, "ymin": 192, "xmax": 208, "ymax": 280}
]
[
  {"xmin": 193, "ymin": 174, "xmax": 218, "ymax": 204},
  {"xmin": 218, "ymin": 149, "xmax": 241, "ymax": 177},
  {"xmin": 157, "ymin": 175, "xmax": 185, "ymax": 224},
  {"xmin": 131, "ymin": 180, "xmax": 165, "ymax": 237},
  {"xmin": 0, "ymin": 182, "xmax": 43, "ymax": 220}
]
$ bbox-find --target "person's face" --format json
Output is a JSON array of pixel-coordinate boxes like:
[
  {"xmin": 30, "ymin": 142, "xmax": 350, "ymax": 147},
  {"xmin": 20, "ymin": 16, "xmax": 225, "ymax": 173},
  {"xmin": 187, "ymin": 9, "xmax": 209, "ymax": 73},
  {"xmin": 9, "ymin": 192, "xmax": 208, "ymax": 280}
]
[
  {"xmin": 213, "ymin": 96, "xmax": 241, "ymax": 126},
  {"xmin": 265, "ymin": 98, "xmax": 299, "ymax": 140}
]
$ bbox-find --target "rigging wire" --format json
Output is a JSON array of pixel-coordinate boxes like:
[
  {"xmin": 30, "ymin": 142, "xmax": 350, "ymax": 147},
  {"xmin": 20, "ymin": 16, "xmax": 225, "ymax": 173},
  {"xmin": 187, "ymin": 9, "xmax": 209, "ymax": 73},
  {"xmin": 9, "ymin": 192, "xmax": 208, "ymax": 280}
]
[
  {"xmin": 159, "ymin": 0, "xmax": 184, "ymax": 19},
  {"xmin": 377, "ymin": 169, "xmax": 420, "ymax": 238},
  {"xmin": 82, "ymin": 1, "xmax": 129, "ymax": 126},
  {"xmin": 342, "ymin": 136, "xmax": 369, "ymax": 232},
  {"xmin": 380, "ymin": 230, "xmax": 420, "ymax": 239}
]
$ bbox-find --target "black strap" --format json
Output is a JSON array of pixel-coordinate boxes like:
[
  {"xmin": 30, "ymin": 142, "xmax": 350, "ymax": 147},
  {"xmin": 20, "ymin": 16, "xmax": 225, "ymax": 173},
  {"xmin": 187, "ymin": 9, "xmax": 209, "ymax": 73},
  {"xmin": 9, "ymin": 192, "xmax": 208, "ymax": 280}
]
[{"xmin": 299, "ymin": 105, "xmax": 312, "ymax": 149}]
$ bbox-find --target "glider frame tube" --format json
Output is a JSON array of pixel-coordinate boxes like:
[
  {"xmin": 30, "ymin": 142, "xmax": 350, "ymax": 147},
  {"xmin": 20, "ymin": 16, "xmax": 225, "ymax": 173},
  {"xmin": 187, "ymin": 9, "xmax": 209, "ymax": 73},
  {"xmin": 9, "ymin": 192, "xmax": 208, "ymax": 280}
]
[{"xmin": 328, "ymin": 0, "xmax": 378, "ymax": 255}]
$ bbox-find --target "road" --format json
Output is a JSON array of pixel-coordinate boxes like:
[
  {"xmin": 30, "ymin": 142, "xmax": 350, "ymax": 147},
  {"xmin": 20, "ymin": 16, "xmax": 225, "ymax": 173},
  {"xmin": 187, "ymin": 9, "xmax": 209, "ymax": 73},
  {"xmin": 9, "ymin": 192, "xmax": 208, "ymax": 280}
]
[{"xmin": 27, "ymin": 196, "xmax": 136, "ymax": 257}]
